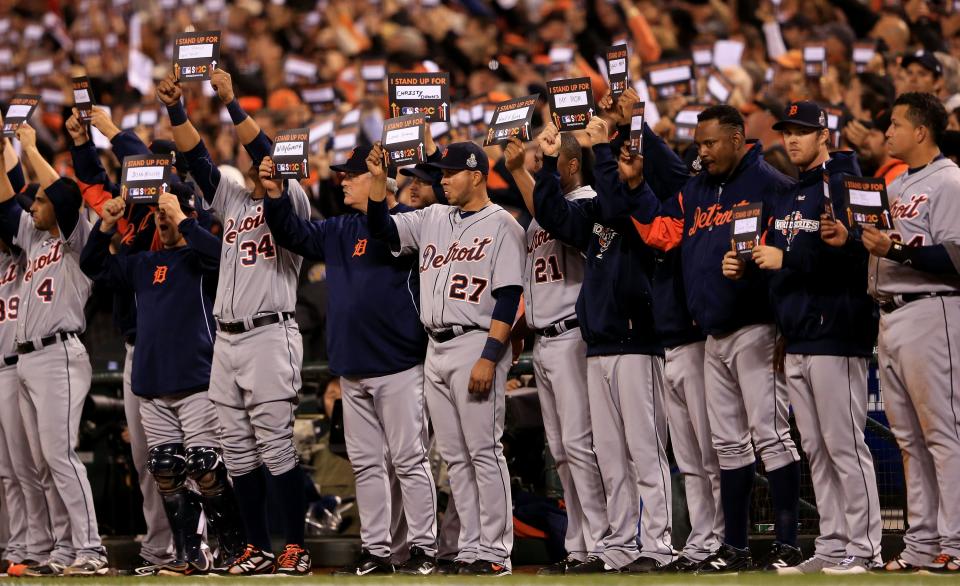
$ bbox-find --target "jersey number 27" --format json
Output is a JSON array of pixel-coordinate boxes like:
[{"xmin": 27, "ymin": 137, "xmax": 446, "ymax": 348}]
[{"xmin": 449, "ymin": 274, "xmax": 488, "ymax": 304}]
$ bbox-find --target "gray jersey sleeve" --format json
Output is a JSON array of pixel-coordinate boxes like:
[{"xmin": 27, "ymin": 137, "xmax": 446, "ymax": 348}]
[
  {"xmin": 491, "ymin": 214, "xmax": 525, "ymax": 291},
  {"xmin": 929, "ymin": 169, "xmax": 960, "ymax": 244},
  {"xmin": 391, "ymin": 207, "xmax": 431, "ymax": 255},
  {"xmin": 286, "ymin": 179, "xmax": 312, "ymax": 220}
]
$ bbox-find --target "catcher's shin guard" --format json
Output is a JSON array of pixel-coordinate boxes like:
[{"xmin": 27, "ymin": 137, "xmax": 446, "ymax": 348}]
[
  {"xmin": 186, "ymin": 446, "xmax": 246, "ymax": 561},
  {"xmin": 148, "ymin": 444, "xmax": 205, "ymax": 567}
]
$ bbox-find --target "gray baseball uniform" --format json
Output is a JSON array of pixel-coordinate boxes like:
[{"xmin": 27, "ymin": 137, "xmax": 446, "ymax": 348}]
[
  {"xmin": 523, "ymin": 188, "xmax": 608, "ymax": 562},
  {"xmin": 0, "ymin": 250, "xmax": 53, "ymax": 564},
  {"xmin": 204, "ymin": 176, "xmax": 310, "ymax": 477},
  {"xmin": 868, "ymin": 157, "xmax": 960, "ymax": 565},
  {"xmin": 663, "ymin": 341, "xmax": 723, "ymax": 561},
  {"xmin": 391, "ymin": 203, "xmax": 525, "ymax": 567},
  {"xmin": 122, "ymin": 344, "xmax": 174, "ymax": 566},
  {"xmin": 8, "ymin": 205, "xmax": 104, "ymax": 562}
]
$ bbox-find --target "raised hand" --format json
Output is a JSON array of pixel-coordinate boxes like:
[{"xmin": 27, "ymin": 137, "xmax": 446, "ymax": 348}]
[
  {"xmin": 157, "ymin": 192, "xmax": 186, "ymax": 227},
  {"xmin": 366, "ymin": 143, "xmax": 386, "ymax": 180},
  {"xmin": 66, "ymin": 109, "xmax": 90, "ymax": 145},
  {"xmin": 584, "ymin": 116, "xmax": 609, "ymax": 146},
  {"xmin": 89, "ymin": 107, "xmax": 120, "ymax": 141},
  {"xmin": 100, "ymin": 197, "xmax": 126, "ymax": 231},
  {"xmin": 210, "ymin": 67, "xmax": 235, "ymax": 103},
  {"xmin": 258, "ymin": 156, "xmax": 281, "ymax": 197},
  {"xmin": 503, "ymin": 138, "xmax": 525, "ymax": 172},
  {"xmin": 537, "ymin": 123, "xmax": 561, "ymax": 157},
  {"xmin": 156, "ymin": 73, "xmax": 182, "ymax": 107}
]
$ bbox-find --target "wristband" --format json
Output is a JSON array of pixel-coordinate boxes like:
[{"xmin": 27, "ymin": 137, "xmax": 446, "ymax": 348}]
[
  {"xmin": 885, "ymin": 241, "xmax": 910, "ymax": 264},
  {"xmin": 166, "ymin": 102, "xmax": 188, "ymax": 126},
  {"xmin": 226, "ymin": 99, "xmax": 248, "ymax": 125},
  {"xmin": 480, "ymin": 337, "xmax": 505, "ymax": 362}
]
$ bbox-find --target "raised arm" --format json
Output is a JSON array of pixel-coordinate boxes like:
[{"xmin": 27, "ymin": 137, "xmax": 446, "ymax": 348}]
[
  {"xmin": 211, "ymin": 68, "xmax": 272, "ymax": 163},
  {"xmin": 259, "ymin": 157, "xmax": 328, "ymax": 260},
  {"xmin": 158, "ymin": 74, "xmax": 221, "ymax": 203},
  {"xmin": 365, "ymin": 143, "xmax": 402, "ymax": 248},
  {"xmin": 79, "ymin": 197, "xmax": 134, "ymax": 287},
  {"xmin": 15, "ymin": 124, "xmax": 57, "ymax": 188}
]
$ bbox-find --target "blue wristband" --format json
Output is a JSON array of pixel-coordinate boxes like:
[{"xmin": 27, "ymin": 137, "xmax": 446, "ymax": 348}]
[
  {"xmin": 226, "ymin": 99, "xmax": 248, "ymax": 125},
  {"xmin": 166, "ymin": 102, "xmax": 188, "ymax": 126},
  {"xmin": 480, "ymin": 337, "xmax": 505, "ymax": 362}
]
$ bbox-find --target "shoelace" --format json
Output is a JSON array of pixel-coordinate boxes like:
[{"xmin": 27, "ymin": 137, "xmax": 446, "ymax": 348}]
[
  {"xmin": 232, "ymin": 546, "xmax": 256, "ymax": 565},
  {"xmin": 278, "ymin": 547, "xmax": 304, "ymax": 569},
  {"xmin": 933, "ymin": 554, "xmax": 952, "ymax": 565},
  {"xmin": 839, "ymin": 556, "xmax": 857, "ymax": 566}
]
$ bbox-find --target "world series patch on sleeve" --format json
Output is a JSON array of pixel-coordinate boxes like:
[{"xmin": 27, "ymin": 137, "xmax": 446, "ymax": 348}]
[{"xmin": 122, "ymin": 154, "xmax": 173, "ymax": 205}]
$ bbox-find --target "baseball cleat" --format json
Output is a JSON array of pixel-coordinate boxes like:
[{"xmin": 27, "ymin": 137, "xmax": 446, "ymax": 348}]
[
  {"xmin": 777, "ymin": 555, "xmax": 834, "ymax": 574},
  {"xmin": 620, "ymin": 556, "xmax": 662, "ymax": 573},
  {"xmin": 276, "ymin": 544, "xmax": 312, "ymax": 576},
  {"xmin": 757, "ymin": 542, "xmax": 803, "ymax": 571},
  {"xmin": 923, "ymin": 554, "xmax": 960, "ymax": 574},
  {"xmin": 882, "ymin": 555, "xmax": 922, "ymax": 573},
  {"xmin": 536, "ymin": 555, "xmax": 584, "ymax": 575},
  {"xmin": 332, "ymin": 549, "xmax": 394, "ymax": 576},
  {"xmin": 5, "ymin": 560, "xmax": 36, "ymax": 577},
  {"xmin": 222, "ymin": 544, "xmax": 276, "ymax": 575},
  {"xmin": 564, "ymin": 555, "xmax": 618, "ymax": 574},
  {"xmin": 23, "ymin": 561, "xmax": 67, "ymax": 577},
  {"xmin": 63, "ymin": 556, "xmax": 111, "ymax": 576},
  {"xmin": 660, "ymin": 555, "xmax": 703, "ymax": 573},
  {"xmin": 395, "ymin": 546, "xmax": 437, "ymax": 575},
  {"xmin": 458, "ymin": 560, "xmax": 511, "ymax": 576},
  {"xmin": 436, "ymin": 559, "xmax": 470, "ymax": 575},
  {"xmin": 132, "ymin": 556, "xmax": 168, "ymax": 576},
  {"xmin": 823, "ymin": 556, "xmax": 877, "ymax": 575},
  {"xmin": 695, "ymin": 544, "xmax": 753, "ymax": 574}
]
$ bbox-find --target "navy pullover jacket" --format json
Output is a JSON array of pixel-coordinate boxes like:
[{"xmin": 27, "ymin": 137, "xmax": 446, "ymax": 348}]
[
  {"xmin": 765, "ymin": 151, "xmax": 877, "ymax": 357},
  {"xmin": 263, "ymin": 189, "xmax": 426, "ymax": 377},
  {"xmin": 533, "ymin": 141, "xmax": 661, "ymax": 357},
  {"xmin": 79, "ymin": 218, "xmax": 221, "ymax": 397},
  {"xmin": 629, "ymin": 140, "xmax": 796, "ymax": 336}
]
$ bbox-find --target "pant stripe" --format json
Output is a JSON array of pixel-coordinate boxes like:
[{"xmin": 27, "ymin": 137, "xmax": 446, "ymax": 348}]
[
  {"xmin": 414, "ymin": 385, "xmax": 437, "ymax": 547},
  {"xmin": 63, "ymin": 341, "xmax": 94, "ymax": 548},
  {"xmin": 492, "ymin": 369, "xmax": 510, "ymax": 557},
  {"xmin": 650, "ymin": 356, "xmax": 672, "ymax": 553},
  {"xmin": 769, "ymin": 337, "xmax": 790, "ymax": 460},
  {"xmin": 941, "ymin": 299, "xmax": 960, "ymax": 442},
  {"xmin": 846, "ymin": 357, "xmax": 879, "ymax": 558}
]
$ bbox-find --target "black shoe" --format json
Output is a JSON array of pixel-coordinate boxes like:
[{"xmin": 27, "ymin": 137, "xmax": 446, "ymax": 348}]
[
  {"xmin": 395, "ymin": 546, "xmax": 437, "ymax": 576},
  {"xmin": 436, "ymin": 559, "xmax": 470, "ymax": 575},
  {"xmin": 696, "ymin": 544, "xmax": 753, "ymax": 574},
  {"xmin": 458, "ymin": 560, "xmax": 510, "ymax": 576},
  {"xmin": 565, "ymin": 555, "xmax": 618, "ymax": 574},
  {"xmin": 620, "ymin": 556, "xmax": 663, "ymax": 573},
  {"xmin": 537, "ymin": 555, "xmax": 583, "ymax": 575},
  {"xmin": 332, "ymin": 550, "xmax": 394, "ymax": 576},
  {"xmin": 661, "ymin": 555, "xmax": 702, "ymax": 573},
  {"xmin": 758, "ymin": 542, "xmax": 803, "ymax": 571},
  {"xmin": 132, "ymin": 556, "xmax": 168, "ymax": 576}
]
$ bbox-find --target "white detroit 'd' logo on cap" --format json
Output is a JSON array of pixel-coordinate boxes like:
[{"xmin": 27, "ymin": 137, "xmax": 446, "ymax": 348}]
[{"xmin": 466, "ymin": 153, "xmax": 478, "ymax": 168}]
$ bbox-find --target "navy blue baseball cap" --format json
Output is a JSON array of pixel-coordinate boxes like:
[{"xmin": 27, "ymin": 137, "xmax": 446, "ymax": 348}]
[
  {"xmin": 427, "ymin": 142, "xmax": 489, "ymax": 175},
  {"xmin": 399, "ymin": 164, "xmax": 436, "ymax": 183},
  {"xmin": 772, "ymin": 101, "xmax": 827, "ymax": 131},
  {"xmin": 901, "ymin": 51, "xmax": 942, "ymax": 78},
  {"xmin": 330, "ymin": 144, "xmax": 396, "ymax": 178}
]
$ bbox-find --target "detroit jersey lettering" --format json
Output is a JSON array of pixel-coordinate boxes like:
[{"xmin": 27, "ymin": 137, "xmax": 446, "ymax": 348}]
[
  {"xmin": 523, "ymin": 186, "xmax": 595, "ymax": 328},
  {"xmin": 207, "ymin": 176, "xmax": 310, "ymax": 319},
  {"xmin": 12, "ymin": 210, "xmax": 93, "ymax": 343},
  {"xmin": 0, "ymin": 251, "xmax": 23, "ymax": 354},
  {"xmin": 391, "ymin": 204, "xmax": 525, "ymax": 330},
  {"xmin": 869, "ymin": 158, "xmax": 960, "ymax": 296}
]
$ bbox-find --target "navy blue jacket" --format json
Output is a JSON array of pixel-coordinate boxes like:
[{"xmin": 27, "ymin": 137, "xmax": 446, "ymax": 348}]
[
  {"xmin": 263, "ymin": 190, "xmax": 426, "ymax": 377},
  {"xmin": 534, "ymin": 143, "xmax": 661, "ymax": 357},
  {"xmin": 633, "ymin": 140, "xmax": 796, "ymax": 335},
  {"xmin": 79, "ymin": 218, "xmax": 221, "ymax": 397},
  {"xmin": 765, "ymin": 152, "xmax": 877, "ymax": 356}
]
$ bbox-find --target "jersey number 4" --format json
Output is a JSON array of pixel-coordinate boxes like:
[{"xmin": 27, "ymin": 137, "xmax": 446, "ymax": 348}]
[
  {"xmin": 449, "ymin": 274, "xmax": 488, "ymax": 304},
  {"xmin": 534, "ymin": 255, "xmax": 563, "ymax": 283},
  {"xmin": 0, "ymin": 295, "xmax": 19, "ymax": 322},
  {"xmin": 239, "ymin": 234, "xmax": 277, "ymax": 267},
  {"xmin": 36, "ymin": 278, "xmax": 54, "ymax": 303}
]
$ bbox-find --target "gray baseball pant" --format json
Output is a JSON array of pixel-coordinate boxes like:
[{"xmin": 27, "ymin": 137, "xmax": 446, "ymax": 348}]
[
  {"xmin": 704, "ymin": 324, "xmax": 799, "ymax": 472},
  {"xmin": 532, "ymin": 328, "xmax": 607, "ymax": 561},
  {"xmin": 209, "ymin": 321, "xmax": 303, "ymax": 476},
  {"xmin": 340, "ymin": 364, "xmax": 437, "ymax": 559},
  {"xmin": 0, "ymin": 364, "xmax": 52, "ymax": 562},
  {"xmin": 878, "ymin": 297, "xmax": 960, "ymax": 565},
  {"xmin": 139, "ymin": 391, "xmax": 221, "ymax": 450},
  {"xmin": 785, "ymin": 354, "xmax": 882, "ymax": 563},
  {"xmin": 17, "ymin": 336, "xmax": 104, "ymax": 561},
  {"xmin": 424, "ymin": 330, "xmax": 513, "ymax": 568},
  {"xmin": 588, "ymin": 353, "xmax": 673, "ymax": 568},
  {"xmin": 663, "ymin": 341, "xmax": 723, "ymax": 561},
  {"xmin": 123, "ymin": 344, "xmax": 173, "ymax": 565}
]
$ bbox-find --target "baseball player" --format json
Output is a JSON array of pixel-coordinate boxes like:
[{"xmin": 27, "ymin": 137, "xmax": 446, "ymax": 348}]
[
  {"xmin": 367, "ymin": 141, "xmax": 524, "ymax": 576},
  {"xmin": 745, "ymin": 102, "xmax": 882, "ymax": 575},
  {"xmin": 399, "ymin": 163, "xmax": 445, "ymax": 208},
  {"xmin": 823, "ymin": 92, "xmax": 960, "ymax": 574},
  {"xmin": 0, "ymin": 124, "xmax": 107, "ymax": 577},
  {"xmin": 620, "ymin": 112, "xmax": 725, "ymax": 573},
  {"xmin": 625, "ymin": 105, "xmax": 802, "ymax": 572},
  {"xmin": 0, "ymin": 133, "xmax": 53, "ymax": 578},
  {"xmin": 160, "ymin": 69, "xmax": 311, "ymax": 575},
  {"xmin": 259, "ymin": 139, "xmax": 438, "ymax": 575},
  {"xmin": 81, "ymin": 191, "xmax": 245, "ymax": 575},
  {"xmin": 502, "ymin": 133, "xmax": 608, "ymax": 574},
  {"xmin": 529, "ymin": 117, "xmax": 673, "ymax": 574},
  {"xmin": 65, "ymin": 108, "xmax": 176, "ymax": 575}
]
